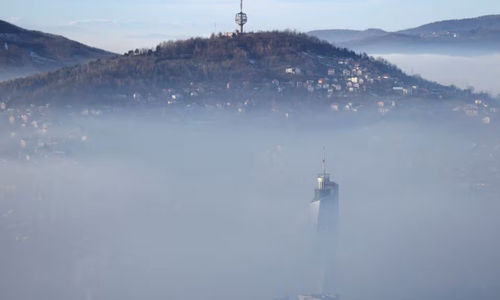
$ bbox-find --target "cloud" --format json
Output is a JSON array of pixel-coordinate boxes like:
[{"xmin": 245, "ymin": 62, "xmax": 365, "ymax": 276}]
[
  {"xmin": 124, "ymin": 33, "xmax": 188, "ymax": 39},
  {"xmin": 68, "ymin": 19, "xmax": 119, "ymax": 26},
  {"xmin": 6, "ymin": 16, "xmax": 21, "ymax": 23}
]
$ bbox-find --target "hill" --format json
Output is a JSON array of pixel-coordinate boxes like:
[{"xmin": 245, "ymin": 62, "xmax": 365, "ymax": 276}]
[
  {"xmin": 399, "ymin": 14, "xmax": 500, "ymax": 35},
  {"xmin": 306, "ymin": 29, "xmax": 387, "ymax": 44},
  {"xmin": 0, "ymin": 20, "xmax": 115, "ymax": 81},
  {"xmin": 309, "ymin": 15, "xmax": 500, "ymax": 55},
  {"xmin": 0, "ymin": 31, "xmax": 473, "ymax": 109}
]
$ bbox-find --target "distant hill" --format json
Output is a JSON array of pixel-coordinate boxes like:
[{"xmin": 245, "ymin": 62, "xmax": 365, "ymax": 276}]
[
  {"xmin": 399, "ymin": 14, "xmax": 500, "ymax": 35},
  {"xmin": 0, "ymin": 20, "xmax": 115, "ymax": 81},
  {"xmin": 309, "ymin": 14, "xmax": 500, "ymax": 54},
  {"xmin": 0, "ymin": 31, "xmax": 471, "ymax": 108},
  {"xmin": 307, "ymin": 29, "xmax": 387, "ymax": 44}
]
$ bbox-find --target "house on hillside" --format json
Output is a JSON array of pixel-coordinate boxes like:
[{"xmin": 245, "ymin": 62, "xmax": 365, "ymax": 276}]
[{"xmin": 285, "ymin": 67, "xmax": 302, "ymax": 75}]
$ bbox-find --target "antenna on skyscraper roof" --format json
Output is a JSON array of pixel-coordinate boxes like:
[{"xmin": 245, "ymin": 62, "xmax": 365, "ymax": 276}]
[{"xmin": 322, "ymin": 146, "xmax": 327, "ymax": 175}]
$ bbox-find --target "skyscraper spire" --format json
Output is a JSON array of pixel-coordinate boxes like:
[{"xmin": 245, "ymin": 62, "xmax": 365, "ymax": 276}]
[{"xmin": 322, "ymin": 147, "xmax": 327, "ymax": 175}]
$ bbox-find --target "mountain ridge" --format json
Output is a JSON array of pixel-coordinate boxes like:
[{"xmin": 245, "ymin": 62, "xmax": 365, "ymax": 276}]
[
  {"xmin": 399, "ymin": 14, "xmax": 500, "ymax": 35},
  {"xmin": 0, "ymin": 20, "xmax": 115, "ymax": 81},
  {"xmin": 309, "ymin": 14, "xmax": 500, "ymax": 54}
]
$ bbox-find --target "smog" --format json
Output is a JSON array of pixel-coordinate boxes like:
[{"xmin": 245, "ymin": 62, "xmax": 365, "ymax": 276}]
[
  {"xmin": 0, "ymin": 107, "xmax": 499, "ymax": 300},
  {"xmin": 379, "ymin": 53, "xmax": 500, "ymax": 97}
]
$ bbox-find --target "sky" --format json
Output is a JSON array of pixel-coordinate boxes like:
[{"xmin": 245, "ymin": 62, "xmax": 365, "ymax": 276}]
[{"xmin": 2, "ymin": 0, "xmax": 500, "ymax": 52}]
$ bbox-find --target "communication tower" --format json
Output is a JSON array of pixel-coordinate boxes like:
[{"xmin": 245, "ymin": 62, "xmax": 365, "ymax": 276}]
[{"xmin": 235, "ymin": 0, "xmax": 248, "ymax": 34}]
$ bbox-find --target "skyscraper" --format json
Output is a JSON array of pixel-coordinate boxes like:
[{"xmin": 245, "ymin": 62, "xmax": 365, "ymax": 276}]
[
  {"xmin": 311, "ymin": 156, "xmax": 339, "ymax": 295},
  {"xmin": 312, "ymin": 157, "xmax": 339, "ymax": 235}
]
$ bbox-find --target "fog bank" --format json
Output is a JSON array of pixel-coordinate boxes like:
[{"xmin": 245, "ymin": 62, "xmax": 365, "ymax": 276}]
[
  {"xmin": 379, "ymin": 53, "xmax": 500, "ymax": 96},
  {"xmin": 1, "ymin": 113, "xmax": 500, "ymax": 300}
]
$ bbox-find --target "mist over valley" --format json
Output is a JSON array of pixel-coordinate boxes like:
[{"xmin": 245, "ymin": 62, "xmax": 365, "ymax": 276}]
[{"xmin": 1, "ymin": 5, "xmax": 500, "ymax": 300}]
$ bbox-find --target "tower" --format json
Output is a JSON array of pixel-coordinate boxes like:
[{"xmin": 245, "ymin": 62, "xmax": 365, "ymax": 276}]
[
  {"xmin": 311, "ymin": 154, "xmax": 339, "ymax": 295},
  {"xmin": 235, "ymin": 0, "xmax": 248, "ymax": 34},
  {"xmin": 312, "ymin": 156, "xmax": 339, "ymax": 235}
]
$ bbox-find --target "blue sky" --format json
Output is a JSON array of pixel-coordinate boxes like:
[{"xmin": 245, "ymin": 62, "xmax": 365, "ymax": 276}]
[{"xmin": 2, "ymin": 0, "xmax": 500, "ymax": 53}]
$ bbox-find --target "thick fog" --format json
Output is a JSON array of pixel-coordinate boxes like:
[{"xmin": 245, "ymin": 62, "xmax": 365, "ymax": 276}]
[
  {"xmin": 378, "ymin": 53, "xmax": 500, "ymax": 97},
  {"xmin": 1, "ymin": 109, "xmax": 500, "ymax": 300}
]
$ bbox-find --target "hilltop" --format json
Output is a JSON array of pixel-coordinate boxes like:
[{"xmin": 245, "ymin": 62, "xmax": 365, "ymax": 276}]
[
  {"xmin": 305, "ymin": 28, "xmax": 387, "ymax": 45},
  {"xmin": 0, "ymin": 31, "xmax": 474, "ymax": 109},
  {"xmin": 309, "ymin": 14, "xmax": 500, "ymax": 55},
  {"xmin": 0, "ymin": 20, "xmax": 115, "ymax": 81},
  {"xmin": 400, "ymin": 14, "xmax": 500, "ymax": 35}
]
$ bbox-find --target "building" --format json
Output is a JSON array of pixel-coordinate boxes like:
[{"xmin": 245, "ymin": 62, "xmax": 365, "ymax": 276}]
[
  {"xmin": 310, "ymin": 157, "xmax": 339, "ymax": 295},
  {"xmin": 286, "ymin": 67, "xmax": 302, "ymax": 75},
  {"xmin": 311, "ymin": 159, "xmax": 339, "ymax": 235}
]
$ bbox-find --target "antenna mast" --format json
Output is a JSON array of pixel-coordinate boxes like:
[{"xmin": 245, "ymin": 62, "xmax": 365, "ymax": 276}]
[
  {"xmin": 235, "ymin": 0, "xmax": 247, "ymax": 34},
  {"xmin": 322, "ymin": 147, "xmax": 327, "ymax": 175}
]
